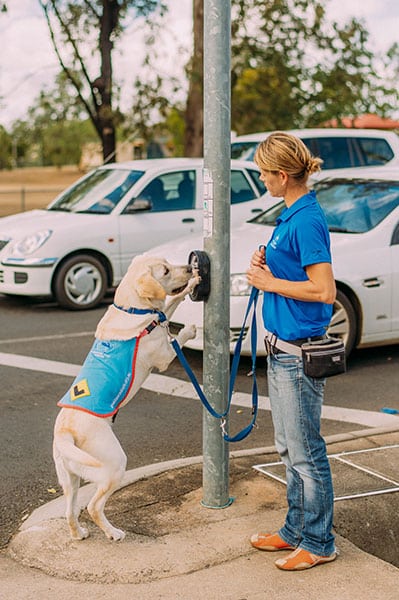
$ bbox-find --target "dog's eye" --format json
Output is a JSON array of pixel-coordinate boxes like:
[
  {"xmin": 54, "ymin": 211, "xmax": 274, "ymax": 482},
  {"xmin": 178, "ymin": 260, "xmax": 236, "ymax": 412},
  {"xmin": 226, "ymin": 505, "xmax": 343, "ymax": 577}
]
[{"xmin": 164, "ymin": 267, "xmax": 170, "ymax": 275}]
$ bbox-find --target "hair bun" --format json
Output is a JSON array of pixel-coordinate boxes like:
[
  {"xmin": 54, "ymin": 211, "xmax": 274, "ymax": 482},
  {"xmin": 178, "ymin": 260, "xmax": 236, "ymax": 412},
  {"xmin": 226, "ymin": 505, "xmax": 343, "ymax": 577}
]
[{"xmin": 307, "ymin": 156, "xmax": 323, "ymax": 174}]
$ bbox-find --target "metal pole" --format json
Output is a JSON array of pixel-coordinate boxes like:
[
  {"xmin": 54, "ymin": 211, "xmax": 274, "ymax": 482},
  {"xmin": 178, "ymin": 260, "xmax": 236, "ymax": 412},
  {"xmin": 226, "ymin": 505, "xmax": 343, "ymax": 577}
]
[{"xmin": 202, "ymin": 0, "xmax": 232, "ymax": 508}]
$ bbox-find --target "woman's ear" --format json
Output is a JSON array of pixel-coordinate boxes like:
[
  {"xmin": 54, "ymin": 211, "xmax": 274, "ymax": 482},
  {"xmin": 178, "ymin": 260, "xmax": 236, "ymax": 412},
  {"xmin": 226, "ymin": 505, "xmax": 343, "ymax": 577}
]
[{"xmin": 278, "ymin": 169, "xmax": 289, "ymax": 185}]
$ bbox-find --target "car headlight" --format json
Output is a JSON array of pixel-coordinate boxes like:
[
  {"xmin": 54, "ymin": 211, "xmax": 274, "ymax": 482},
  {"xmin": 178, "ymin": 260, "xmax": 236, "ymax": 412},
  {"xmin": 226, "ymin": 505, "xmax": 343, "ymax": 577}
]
[
  {"xmin": 8, "ymin": 229, "xmax": 53, "ymax": 256},
  {"xmin": 230, "ymin": 273, "xmax": 252, "ymax": 296}
]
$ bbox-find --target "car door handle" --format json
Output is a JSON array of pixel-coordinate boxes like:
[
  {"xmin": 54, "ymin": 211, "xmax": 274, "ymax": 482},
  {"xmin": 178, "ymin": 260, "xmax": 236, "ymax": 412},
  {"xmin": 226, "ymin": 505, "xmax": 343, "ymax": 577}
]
[
  {"xmin": 362, "ymin": 277, "xmax": 383, "ymax": 288},
  {"xmin": 251, "ymin": 208, "xmax": 263, "ymax": 213},
  {"xmin": 182, "ymin": 218, "xmax": 195, "ymax": 223}
]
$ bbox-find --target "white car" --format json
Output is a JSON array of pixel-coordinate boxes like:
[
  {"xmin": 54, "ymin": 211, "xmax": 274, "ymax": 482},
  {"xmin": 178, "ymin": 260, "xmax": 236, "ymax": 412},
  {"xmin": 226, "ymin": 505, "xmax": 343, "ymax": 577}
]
[
  {"xmin": 147, "ymin": 167, "xmax": 399, "ymax": 356},
  {"xmin": 0, "ymin": 158, "xmax": 268, "ymax": 309},
  {"xmin": 231, "ymin": 128, "xmax": 399, "ymax": 170}
]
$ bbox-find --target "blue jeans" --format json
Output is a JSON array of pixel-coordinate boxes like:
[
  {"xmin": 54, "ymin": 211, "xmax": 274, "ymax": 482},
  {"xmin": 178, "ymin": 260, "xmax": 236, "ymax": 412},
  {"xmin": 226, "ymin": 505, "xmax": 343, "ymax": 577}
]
[{"xmin": 267, "ymin": 352, "xmax": 335, "ymax": 556}]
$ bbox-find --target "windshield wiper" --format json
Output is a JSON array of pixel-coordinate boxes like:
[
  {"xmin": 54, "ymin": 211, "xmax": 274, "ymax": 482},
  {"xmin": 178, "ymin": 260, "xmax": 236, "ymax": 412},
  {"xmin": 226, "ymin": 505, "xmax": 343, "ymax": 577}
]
[
  {"xmin": 76, "ymin": 209, "xmax": 108, "ymax": 214},
  {"xmin": 47, "ymin": 207, "xmax": 71, "ymax": 212},
  {"xmin": 328, "ymin": 226, "xmax": 353, "ymax": 233}
]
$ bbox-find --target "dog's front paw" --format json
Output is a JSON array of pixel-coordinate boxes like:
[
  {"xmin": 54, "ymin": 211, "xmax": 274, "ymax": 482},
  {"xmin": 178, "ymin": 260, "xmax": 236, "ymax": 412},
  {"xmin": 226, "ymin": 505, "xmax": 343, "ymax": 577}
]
[
  {"xmin": 183, "ymin": 324, "xmax": 197, "ymax": 341},
  {"xmin": 187, "ymin": 273, "xmax": 201, "ymax": 294}
]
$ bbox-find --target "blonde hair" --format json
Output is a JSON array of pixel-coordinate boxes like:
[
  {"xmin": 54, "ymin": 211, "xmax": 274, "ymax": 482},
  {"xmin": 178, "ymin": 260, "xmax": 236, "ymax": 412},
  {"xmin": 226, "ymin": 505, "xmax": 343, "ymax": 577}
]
[{"xmin": 254, "ymin": 131, "xmax": 323, "ymax": 182}]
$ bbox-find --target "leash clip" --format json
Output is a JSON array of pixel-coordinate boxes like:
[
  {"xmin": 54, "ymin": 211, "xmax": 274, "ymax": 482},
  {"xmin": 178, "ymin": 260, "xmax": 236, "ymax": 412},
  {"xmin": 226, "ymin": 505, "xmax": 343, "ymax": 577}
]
[{"xmin": 220, "ymin": 418, "xmax": 228, "ymax": 437}]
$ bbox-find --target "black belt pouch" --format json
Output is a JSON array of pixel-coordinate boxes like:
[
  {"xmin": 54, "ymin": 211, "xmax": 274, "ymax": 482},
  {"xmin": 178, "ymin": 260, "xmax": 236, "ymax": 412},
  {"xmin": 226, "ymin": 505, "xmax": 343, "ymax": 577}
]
[{"xmin": 301, "ymin": 337, "xmax": 346, "ymax": 378}]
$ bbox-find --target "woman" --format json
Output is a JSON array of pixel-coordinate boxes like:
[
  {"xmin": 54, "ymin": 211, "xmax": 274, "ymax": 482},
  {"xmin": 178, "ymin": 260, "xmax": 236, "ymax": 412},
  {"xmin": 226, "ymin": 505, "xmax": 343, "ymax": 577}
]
[{"xmin": 246, "ymin": 131, "xmax": 337, "ymax": 571}]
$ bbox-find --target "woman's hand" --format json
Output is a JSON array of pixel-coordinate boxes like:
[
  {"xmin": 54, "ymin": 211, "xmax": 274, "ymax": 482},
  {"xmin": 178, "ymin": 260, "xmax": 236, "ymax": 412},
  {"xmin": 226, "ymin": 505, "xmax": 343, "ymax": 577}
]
[
  {"xmin": 247, "ymin": 247, "xmax": 274, "ymax": 291},
  {"xmin": 247, "ymin": 263, "xmax": 273, "ymax": 291},
  {"xmin": 250, "ymin": 246, "xmax": 265, "ymax": 268}
]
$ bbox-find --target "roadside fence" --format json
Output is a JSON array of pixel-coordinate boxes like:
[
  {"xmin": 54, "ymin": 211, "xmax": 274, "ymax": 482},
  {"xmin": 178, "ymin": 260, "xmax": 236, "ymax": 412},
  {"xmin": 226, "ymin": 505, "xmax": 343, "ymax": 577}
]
[{"xmin": 0, "ymin": 188, "xmax": 65, "ymax": 217}]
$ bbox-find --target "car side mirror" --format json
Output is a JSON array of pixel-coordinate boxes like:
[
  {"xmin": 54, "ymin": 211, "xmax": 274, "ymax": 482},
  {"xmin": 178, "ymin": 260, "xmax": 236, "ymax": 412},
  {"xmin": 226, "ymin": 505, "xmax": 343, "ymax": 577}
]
[{"xmin": 124, "ymin": 198, "xmax": 152, "ymax": 213}]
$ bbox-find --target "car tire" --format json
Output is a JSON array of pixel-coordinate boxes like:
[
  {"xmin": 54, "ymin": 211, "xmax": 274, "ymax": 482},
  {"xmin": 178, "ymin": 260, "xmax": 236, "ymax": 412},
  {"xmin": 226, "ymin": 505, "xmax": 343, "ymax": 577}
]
[
  {"xmin": 328, "ymin": 288, "xmax": 357, "ymax": 355},
  {"xmin": 54, "ymin": 254, "xmax": 108, "ymax": 310}
]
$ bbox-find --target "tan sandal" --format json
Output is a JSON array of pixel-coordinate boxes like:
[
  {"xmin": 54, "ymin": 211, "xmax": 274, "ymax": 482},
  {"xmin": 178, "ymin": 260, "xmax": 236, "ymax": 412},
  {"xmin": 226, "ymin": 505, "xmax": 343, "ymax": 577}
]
[
  {"xmin": 275, "ymin": 547, "xmax": 337, "ymax": 570},
  {"xmin": 250, "ymin": 532, "xmax": 295, "ymax": 551}
]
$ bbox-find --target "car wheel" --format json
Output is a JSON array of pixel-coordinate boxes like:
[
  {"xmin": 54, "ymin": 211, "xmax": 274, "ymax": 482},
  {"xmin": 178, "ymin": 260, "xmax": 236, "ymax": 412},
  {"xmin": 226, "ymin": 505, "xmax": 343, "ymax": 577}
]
[
  {"xmin": 54, "ymin": 254, "xmax": 108, "ymax": 310},
  {"xmin": 327, "ymin": 288, "xmax": 357, "ymax": 355}
]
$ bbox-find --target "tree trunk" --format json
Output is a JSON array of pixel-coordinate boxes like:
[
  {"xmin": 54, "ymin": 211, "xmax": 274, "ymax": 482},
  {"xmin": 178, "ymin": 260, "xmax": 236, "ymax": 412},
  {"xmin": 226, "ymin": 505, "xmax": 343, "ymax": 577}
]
[
  {"xmin": 98, "ymin": 0, "xmax": 118, "ymax": 163},
  {"xmin": 184, "ymin": 0, "xmax": 203, "ymax": 157}
]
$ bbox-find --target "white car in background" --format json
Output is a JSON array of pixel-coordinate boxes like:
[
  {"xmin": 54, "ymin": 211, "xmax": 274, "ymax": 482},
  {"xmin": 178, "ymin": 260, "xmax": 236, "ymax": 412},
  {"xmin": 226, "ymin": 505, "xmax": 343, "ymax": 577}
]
[
  {"xmin": 231, "ymin": 128, "xmax": 399, "ymax": 170},
  {"xmin": 0, "ymin": 158, "xmax": 268, "ymax": 310},
  {"xmin": 147, "ymin": 167, "xmax": 399, "ymax": 356}
]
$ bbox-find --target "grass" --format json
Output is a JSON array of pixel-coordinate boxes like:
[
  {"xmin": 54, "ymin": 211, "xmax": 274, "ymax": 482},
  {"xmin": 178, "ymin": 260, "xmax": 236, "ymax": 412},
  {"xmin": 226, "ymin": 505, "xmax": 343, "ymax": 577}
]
[{"xmin": 0, "ymin": 166, "xmax": 83, "ymax": 216}]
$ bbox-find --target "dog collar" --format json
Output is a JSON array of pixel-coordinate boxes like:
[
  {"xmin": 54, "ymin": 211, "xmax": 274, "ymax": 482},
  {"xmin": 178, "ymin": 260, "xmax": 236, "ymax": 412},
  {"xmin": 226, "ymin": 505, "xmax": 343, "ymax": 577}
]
[{"xmin": 113, "ymin": 303, "xmax": 167, "ymax": 323}]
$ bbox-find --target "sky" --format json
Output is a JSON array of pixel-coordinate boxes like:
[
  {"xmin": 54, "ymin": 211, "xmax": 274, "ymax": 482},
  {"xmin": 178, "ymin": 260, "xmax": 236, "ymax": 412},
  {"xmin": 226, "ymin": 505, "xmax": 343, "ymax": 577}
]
[{"xmin": 1, "ymin": 0, "xmax": 398, "ymax": 130}]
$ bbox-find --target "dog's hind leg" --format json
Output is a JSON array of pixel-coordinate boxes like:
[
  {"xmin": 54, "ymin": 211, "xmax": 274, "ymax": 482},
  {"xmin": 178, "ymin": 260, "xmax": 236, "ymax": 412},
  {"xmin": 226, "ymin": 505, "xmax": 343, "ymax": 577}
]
[
  {"xmin": 55, "ymin": 457, "xmax": 89, "ymax": 540},
  {"xmin": 65, "ymin": 472, "xmax": 89, "ymax": 540},
  {"xmin": 87, "ymin": 468, "xmax": 126, "ymax": 541}
]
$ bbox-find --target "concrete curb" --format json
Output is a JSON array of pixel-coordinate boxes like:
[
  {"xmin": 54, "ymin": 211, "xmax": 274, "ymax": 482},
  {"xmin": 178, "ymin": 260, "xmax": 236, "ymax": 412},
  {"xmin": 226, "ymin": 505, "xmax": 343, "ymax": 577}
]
[{"xmin": 20, "ymin": 423, "xmax": 399, "ymax": 533}]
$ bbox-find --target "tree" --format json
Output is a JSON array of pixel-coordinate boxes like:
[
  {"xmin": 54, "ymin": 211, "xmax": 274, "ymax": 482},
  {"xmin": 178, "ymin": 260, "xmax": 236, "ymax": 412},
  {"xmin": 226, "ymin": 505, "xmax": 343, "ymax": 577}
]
[
  {"xmin": 184, "ymin": 0, "xmax": 203, "ymax": 156},
  {"xmin": 0, "ymin": 126, "xmax": 12, "ymax": 169},
  {"xmin": 230, "ymin": 0, "xmax": 393, "ymax": 132},
  {"xmin": 178, "ymin": 0, "xmax": 396, "ymax": 149},
  {"xmin": 10, "ymin": 73, "xmax": 98, "ymax": 167},
  {"xmin": 39, "ymin": 0, "xmax": 166, "ymax": 162}
]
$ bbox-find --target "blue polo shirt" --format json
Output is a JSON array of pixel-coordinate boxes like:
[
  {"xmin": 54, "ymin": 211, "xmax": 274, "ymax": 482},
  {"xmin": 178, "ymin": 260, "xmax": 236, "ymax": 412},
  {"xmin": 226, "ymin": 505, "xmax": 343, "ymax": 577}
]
[{"xmin": 263, "ymin": 190, "xmax": 333, "ymax": 341}]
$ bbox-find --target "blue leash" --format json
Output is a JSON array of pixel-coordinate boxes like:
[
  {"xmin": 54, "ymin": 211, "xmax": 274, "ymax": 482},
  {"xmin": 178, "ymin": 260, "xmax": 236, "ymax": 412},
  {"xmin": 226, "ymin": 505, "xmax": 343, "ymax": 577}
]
[{"xmin": 170, "ymin": 287, "xmax": 259, "ymax": 442}]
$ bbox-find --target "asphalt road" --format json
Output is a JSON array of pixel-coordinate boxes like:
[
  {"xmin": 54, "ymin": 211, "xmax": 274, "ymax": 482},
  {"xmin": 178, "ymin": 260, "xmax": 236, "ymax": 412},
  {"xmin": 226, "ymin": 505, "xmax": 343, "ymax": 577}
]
[{"xmin": 1, "ymin": 293, "xmax": 399, "ymax": 548}]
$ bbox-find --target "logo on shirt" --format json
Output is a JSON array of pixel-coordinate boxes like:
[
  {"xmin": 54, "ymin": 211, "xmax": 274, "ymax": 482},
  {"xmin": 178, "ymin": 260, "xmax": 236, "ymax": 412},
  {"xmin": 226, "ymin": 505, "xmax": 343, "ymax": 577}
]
[{"xmin": 270, "ymin": 234, "xmax": 280, "ymax": 250}]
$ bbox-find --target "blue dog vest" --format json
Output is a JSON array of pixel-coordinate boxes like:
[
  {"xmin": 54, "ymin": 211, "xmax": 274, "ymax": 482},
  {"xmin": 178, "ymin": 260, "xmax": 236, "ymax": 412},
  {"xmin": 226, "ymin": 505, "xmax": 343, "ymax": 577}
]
[{"xmin": 58, "ymin": 338, "xmax": 140, "ymax": 418}]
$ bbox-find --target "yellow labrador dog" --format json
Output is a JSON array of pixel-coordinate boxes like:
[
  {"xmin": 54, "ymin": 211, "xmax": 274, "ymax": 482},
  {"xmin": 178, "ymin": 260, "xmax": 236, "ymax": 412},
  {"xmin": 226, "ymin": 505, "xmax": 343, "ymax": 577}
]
[{"xmin": 53, "ymin": 255, "xmax": 199, "ymax": 541}]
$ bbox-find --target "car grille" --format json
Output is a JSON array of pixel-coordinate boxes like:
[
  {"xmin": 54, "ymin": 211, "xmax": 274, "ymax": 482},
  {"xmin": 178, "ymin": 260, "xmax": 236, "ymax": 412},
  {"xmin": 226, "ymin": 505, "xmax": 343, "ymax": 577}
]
[
  {"xmin": 230, "ymin": 326, "xmax": 249, "ymax": 343},
  {"xmin": 0, "ymin": 239, "xmax": 9, "ymax": 251}
]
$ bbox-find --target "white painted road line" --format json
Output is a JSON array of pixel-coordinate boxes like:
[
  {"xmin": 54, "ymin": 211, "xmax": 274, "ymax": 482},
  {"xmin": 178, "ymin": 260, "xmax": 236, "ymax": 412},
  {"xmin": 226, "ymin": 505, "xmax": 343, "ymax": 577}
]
[
  {"xmin": 0, "ymin": 332, "xmax": 95, "ymax": 345},
  {"xmin": 0, "ymin": 352, "xmax": 80, "ymax": 377},
  {"xmin": 1, "ymin": 351, "xmax": 398, "ymax": 428}
]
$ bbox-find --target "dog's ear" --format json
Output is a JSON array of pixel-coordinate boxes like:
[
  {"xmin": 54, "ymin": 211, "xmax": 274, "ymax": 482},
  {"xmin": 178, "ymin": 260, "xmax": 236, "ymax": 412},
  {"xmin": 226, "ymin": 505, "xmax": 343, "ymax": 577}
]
[{"xmin": 136, "ymin": 271, "xmax": 167, "ymax": 300}]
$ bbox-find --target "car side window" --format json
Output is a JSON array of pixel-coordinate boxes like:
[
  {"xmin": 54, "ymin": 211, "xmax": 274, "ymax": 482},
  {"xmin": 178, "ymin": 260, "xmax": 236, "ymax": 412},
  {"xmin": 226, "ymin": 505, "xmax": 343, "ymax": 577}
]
[
  {"xmin": 391, "ymin": 223, "xmax": 399, "ymax": 246},
  {"xmin": 126, "ymin": 170, "xmax": 196, "ymax": 212},
  {"xmin": 230, "ymin": 170, "xmax": 257, "ymax": 204},
  {"xmin": 303, "ymin": 136, "xmax": 395, "ymax": 169},
  {"xmin": 353, "ymin": 138, "xmax": 394, "ymax": 166},
  {"xmin": 304, "ymin": 137, "xmax": 351, "ymax": 169}
]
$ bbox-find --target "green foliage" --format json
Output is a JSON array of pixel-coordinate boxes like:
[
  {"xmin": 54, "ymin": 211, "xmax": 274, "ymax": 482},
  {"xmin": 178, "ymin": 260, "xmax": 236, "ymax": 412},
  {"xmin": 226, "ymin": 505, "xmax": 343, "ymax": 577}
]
[
  {"xmin": 0, "ymin": 126, "xmax": 12, "ymax": 169},
  {"xmin": 42, "ymin": 120, "xmax": 97, "ymax": 167},
  {"xmin": 230, "ymin": 0, "xmax": 394, "ymax": 133},
  {"xmin": 4, "ymin": 1, "xmax": 398, "ymax": 167},
  {"xmin": 163, "ymin": 108, "xmax": 186, "ymax": 156},
  {"xmin": 8, "ymin": 73, "xmax": 97, "ymax": 167},
  {"xmin": 39, "ymin": 0, "xmax": 167, "ymax": 160},
  {"xmin": 10, "ymin": 86, "xmax": 98, "ymax": 166}
]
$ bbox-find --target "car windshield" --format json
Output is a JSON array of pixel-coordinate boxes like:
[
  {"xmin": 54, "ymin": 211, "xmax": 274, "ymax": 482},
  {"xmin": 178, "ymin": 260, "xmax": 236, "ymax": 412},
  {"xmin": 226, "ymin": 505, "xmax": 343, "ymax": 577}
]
[
  {"xmin": 249, "ymin": 178, "xmax": 399, "ymax": 233},
  {"xmin": 48, "ymin": 168, "xmax": 144, "ymax": 214}
]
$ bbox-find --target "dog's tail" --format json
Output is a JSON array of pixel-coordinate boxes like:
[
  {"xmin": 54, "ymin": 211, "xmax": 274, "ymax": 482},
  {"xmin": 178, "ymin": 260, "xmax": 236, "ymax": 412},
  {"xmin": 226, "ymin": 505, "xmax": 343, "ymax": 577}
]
[{"xmin": 54, "ymin": 432, "xmax": 103, "ymax": 468}]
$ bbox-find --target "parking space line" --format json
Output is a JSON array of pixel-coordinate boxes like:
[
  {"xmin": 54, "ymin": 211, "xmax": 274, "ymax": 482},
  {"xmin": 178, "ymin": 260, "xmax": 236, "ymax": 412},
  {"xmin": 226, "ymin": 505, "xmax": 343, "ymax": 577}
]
[
  {"xmin": 1, "ymin": 351, "xmax": 398, "ymax": 428},
  {"xmin": 0, "ymin": 332, "xmax": 95, "ymax": 345},
  {"xmin": 0, "ymin": 352, "xmax": 80, "ymax": 376}
]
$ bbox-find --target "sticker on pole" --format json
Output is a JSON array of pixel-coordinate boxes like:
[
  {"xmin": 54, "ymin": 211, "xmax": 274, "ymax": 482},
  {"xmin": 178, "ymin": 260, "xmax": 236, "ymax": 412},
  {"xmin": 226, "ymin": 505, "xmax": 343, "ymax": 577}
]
[{"xmin": 203, "ymin": 168, "xmax": 214, "ymax": 238}]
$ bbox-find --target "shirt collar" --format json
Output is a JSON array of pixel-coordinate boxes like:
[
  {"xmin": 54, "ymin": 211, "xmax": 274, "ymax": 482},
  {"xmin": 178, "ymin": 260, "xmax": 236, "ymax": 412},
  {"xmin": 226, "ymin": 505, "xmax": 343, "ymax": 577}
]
[{"xmin": 277, "ymin": 190, "xmax": 317, "ymax": 224}]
